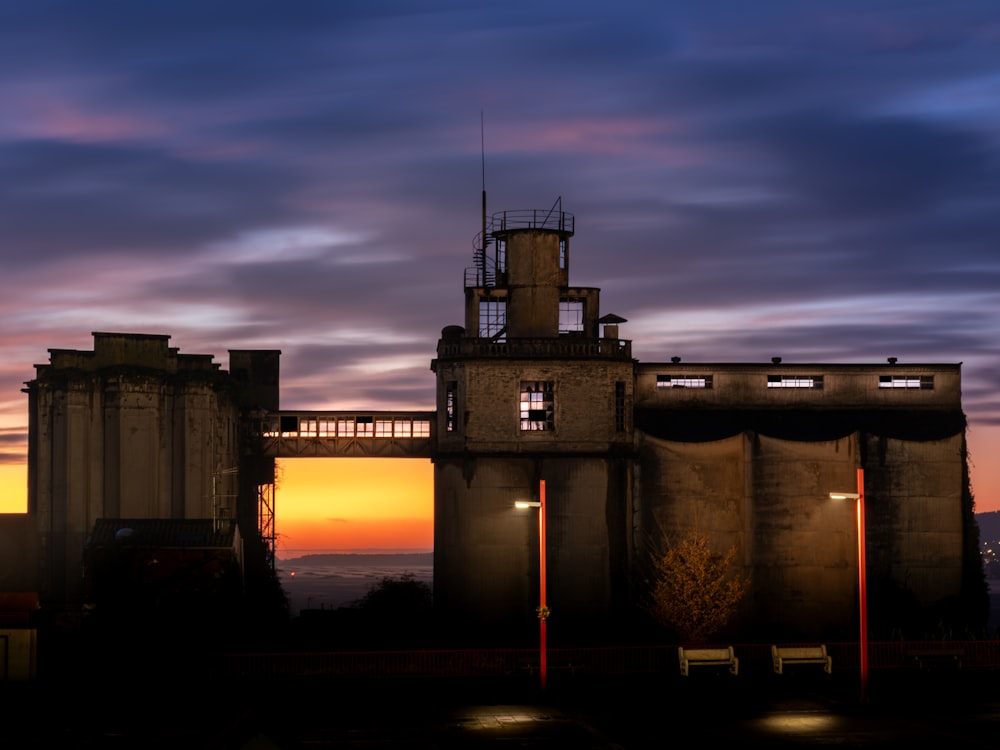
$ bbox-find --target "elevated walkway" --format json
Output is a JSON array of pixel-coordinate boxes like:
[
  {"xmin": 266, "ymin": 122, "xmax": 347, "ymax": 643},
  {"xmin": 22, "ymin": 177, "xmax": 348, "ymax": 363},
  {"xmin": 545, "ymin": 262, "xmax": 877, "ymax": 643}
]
[{"xmin": 251, "ymin": 411, "xmax": 434, "ymax": 458}]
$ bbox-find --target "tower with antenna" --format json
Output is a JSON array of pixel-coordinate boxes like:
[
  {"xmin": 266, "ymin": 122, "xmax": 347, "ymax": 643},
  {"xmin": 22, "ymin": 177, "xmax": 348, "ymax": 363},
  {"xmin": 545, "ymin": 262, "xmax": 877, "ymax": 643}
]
[{"xmin": 433, "ymin": 187, "xmax": 635, "ymax": 640}]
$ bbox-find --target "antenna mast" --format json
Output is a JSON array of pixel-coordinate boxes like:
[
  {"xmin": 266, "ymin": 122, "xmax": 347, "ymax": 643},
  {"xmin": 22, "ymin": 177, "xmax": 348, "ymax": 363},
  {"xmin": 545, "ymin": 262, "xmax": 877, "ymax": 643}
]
[{"xmin": 481, "ymin": 110, "xmax": 487, "ymax": 255}]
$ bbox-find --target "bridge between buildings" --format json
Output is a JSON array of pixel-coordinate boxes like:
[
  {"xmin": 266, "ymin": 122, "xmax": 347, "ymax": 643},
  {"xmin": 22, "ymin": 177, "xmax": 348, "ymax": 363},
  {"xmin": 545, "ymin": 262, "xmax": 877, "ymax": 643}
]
[{"xmin": 253, "ymin": 411, "xmax": 435, "ymax": 459}]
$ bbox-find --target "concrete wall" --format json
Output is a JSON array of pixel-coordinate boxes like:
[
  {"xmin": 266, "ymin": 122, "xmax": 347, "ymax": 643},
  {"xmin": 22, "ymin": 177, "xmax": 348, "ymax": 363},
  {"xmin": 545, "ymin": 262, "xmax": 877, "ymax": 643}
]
[
  {"xmin": 434, "ymin": 358, "xmax": 633, "ymax": 455},
  {"xmin": 26, "ymin": 334, "xmax": 243, "ymax": 608},
  {"xmin": 504, "ymin": 229, "xmax": 563, "ymax": 338},
  {"xmin": 0, "ymin": 515, "xmax": 38, "ymax": 592},
  {"xmin": 635, "ymin": 429, "xmax": 967, "ymax": 640},
  {"xmin": 434, "ymin": 455, "xmax": 625, "ymax": 644},
  {"xmin": 864, "ymin": 433, "xmax": 965, "ymax": 608}
]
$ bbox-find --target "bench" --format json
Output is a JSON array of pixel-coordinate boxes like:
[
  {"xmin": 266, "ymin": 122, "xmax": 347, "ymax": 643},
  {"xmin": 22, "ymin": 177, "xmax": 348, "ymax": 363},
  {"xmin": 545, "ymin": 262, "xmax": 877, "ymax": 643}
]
[
  {"xmin": 771, "ymin": 645, "xmax": 832, "ymax": 674},
  {"xmin": 678, "ymin": 646, "xmax": 738, "ymax": 676}
]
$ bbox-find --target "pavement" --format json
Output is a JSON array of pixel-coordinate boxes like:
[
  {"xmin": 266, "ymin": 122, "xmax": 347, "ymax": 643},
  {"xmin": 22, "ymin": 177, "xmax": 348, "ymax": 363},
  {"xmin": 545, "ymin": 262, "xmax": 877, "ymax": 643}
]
[{"xmin": 6, "ymin": 664, "xmax": 1000, "ymax": 748}]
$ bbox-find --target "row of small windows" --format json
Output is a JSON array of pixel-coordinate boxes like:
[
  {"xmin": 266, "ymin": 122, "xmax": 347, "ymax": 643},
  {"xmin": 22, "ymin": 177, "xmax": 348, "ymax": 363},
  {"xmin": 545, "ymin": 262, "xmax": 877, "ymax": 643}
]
[
  {"xmin": 657, "ymin": 375, "xmax": 714, "ymax": 389},
  {"xmin": 656, "ymin": 374, "xmax": 935, "ymax": 390},
  {"xmin": 264, "ymin": 416, "xmax": 431, "ymax": 439},
  {"xmin": 768, "ymin": 375, "xmax": 823, "ymax": 389}
]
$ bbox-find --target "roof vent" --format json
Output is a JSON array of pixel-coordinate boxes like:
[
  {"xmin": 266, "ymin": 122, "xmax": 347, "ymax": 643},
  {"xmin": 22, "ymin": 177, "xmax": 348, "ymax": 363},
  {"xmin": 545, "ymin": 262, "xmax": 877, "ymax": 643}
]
[
  {"xmin": 671, "ymin": 356, "xmax": 681, "ymax": 364},
  {"xmin": 771, "ymin": 357, "xmax": 782, "ymax": 364},
  {"xmin": 888, "ymin": 357, "xmax": 897, "ymax": 365}
]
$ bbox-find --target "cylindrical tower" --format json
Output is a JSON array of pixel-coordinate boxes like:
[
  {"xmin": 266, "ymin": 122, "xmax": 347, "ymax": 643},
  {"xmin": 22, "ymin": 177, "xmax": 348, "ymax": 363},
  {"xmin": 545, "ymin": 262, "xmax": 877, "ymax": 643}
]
[
  {"xmin": 500, "ymin": 226, "xmax": 567, "ymax": 338},
  {"xmin": 433, "ymin": 202, "xmax": 635, "ymax": 646}
]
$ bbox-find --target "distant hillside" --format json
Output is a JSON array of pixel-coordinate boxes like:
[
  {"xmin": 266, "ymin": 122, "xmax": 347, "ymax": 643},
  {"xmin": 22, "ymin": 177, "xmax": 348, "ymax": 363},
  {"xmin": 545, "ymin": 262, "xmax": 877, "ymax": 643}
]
[{"xmin": 277, "ymin": 552, "xmax": 432, "ymax": 567}]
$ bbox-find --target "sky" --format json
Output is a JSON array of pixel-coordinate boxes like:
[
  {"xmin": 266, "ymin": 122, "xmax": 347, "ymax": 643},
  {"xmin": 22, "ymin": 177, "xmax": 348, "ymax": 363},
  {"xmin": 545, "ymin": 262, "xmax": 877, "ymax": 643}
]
[{"xmin": 1, "ymin": 1, "xmax": 999, "ymax": 549}]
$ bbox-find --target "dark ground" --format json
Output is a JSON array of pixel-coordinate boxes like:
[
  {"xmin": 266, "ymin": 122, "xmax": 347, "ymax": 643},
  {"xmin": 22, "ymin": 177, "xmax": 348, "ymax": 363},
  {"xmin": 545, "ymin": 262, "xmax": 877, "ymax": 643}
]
[{"xmin": 6, "ymin": 659, "xmax": 1000, "ymax": 748}]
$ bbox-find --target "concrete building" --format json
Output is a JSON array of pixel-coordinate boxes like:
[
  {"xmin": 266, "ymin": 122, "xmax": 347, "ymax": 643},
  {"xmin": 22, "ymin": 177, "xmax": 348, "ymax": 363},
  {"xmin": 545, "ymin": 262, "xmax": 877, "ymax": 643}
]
[
  {"xmin": 22, "ymin": 333, "xmax": 278, "ymax": 612},
  {"xmin": 11, "ymin": 200, "xmax": 986, "ymax": 644},
  {"xmin": 431, "ymin": 201, "xmax": 983, "ymax": 643}
]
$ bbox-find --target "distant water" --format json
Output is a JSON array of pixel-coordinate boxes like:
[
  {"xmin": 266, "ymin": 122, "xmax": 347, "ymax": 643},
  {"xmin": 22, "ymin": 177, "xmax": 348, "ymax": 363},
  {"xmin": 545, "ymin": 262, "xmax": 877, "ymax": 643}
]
[{"xmin": 276, "ymin": 552, "xmax": 432, "ymax": 615}]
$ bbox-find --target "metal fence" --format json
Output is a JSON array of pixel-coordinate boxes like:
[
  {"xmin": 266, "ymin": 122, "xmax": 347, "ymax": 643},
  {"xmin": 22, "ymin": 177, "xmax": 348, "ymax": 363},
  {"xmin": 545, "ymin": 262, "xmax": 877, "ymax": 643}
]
[{"xmin": 217, "ymin": 640, "xmax": 1000, "ymax": 680}]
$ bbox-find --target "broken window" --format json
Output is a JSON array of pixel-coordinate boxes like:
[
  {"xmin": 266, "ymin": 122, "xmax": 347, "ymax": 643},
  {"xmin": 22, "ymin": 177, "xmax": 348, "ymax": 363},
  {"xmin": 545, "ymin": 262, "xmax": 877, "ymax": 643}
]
[
  {"xmin": 767, "ymin": 375, "xmax": 823, "ymax": 389},
  {"xmin": 879, "ymin": 375, "xmax": 933, "ymax": 389},
  {"xmin": 446, "ymin": 381, "xmax": 457, "ymax": 432},
  {"xmin": 356, "ymin": 416, "xmax": 374, "ymax": 438},
  {"xmin": 657, "ymin": 375, "xmax": 713, "ymax": 389},
  {"xmin": 520, "ymin": 381, "xmax": 554, "ymax": 431},
  {"xmin": 615, "ymin": 381, "xmax": 626, "ymax": 432},
  {"xmin": 559, "ymin": 300, "xmax": 584, "ymax": 334},
  {"xmin": 479, "ymin": 299, "xmax": 506, "ymax": 340}
]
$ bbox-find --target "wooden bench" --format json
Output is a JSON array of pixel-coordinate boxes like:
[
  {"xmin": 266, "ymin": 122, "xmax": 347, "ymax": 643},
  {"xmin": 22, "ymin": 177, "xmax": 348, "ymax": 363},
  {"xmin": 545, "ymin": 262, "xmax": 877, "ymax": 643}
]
[
  {"xmin": 771, "ymin": 645, "xmax": 832, "ymax": 674},
  {"xmin": 678, "ymin": 646, "xmax": 738, "ymax": 676}
]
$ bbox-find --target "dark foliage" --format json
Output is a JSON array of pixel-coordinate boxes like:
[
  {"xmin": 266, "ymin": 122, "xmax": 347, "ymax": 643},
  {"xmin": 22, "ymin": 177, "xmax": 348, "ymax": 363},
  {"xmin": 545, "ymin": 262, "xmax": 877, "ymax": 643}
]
[{"xmin": 354, "ymin": 573, "xmax": 433, "ymax": 614}]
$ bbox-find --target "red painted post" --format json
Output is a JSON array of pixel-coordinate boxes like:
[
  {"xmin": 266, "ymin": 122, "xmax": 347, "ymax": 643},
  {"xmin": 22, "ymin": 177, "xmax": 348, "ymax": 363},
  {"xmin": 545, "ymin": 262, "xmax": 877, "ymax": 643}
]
[
  {"xmin": 856, "ymin": 468, "xmax": 868, "ymax": 703},
  {"xmin": 539, "ymin": 479, "xmax": 547, "ymax": 690}
]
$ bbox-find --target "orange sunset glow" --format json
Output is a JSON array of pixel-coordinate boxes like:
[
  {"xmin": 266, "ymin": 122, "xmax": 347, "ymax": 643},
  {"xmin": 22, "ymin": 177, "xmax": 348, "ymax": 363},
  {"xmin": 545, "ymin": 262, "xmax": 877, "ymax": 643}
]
[
  {"xmin": 273, "ymin": 458, "xmax": 434, "ymax": 555},
  {"xmin": 0, "ymin": 458, "xmax": 434, "ymax": 554},
  {"xmin": 3, "ymin": 428, "xmax": 1000, "ymax": 526}
]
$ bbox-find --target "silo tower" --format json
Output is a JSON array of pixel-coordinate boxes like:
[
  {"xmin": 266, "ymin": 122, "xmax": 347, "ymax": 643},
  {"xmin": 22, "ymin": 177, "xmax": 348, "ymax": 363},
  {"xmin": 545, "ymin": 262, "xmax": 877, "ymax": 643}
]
[{"xmin": 432, "ymin": 198, "xmax": 634, "ymax": 644}]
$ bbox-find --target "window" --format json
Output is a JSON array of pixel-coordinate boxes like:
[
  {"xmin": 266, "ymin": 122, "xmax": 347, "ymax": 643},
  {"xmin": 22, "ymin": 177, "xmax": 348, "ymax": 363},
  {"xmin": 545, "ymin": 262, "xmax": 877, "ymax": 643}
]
[
  {"xmin": 520, "ymin": 381, "xmax": 554, "ymax": 431},
  {"xmin": 615, "ymin": 381, "xmax": 626, "ymax": 432},
  {"xmin": 559, "ymin": 300, "xmax": 584, "ymax": 334},
  {"xmin": 279, "ymin": 415, "xmax": 299, "ymax": 435},
  {"xmin": 879, "ymin": 375, "xmax": 933, "ymax": 389},
  {"xmin": 767, "ymin": 375, "xmax": 823, "ymax": 389},
  {"xmin": 559, "ymin": 238, "xmax": 567, "ymax": 269},
  {"xmin": 412, "ymin": 420, "xmax": 431, "ymax": 438},
  {"xmin": 657, "ymin": 375, "xmax": 713, "ymax": 389},
  {"xmin": 445, "ymin": 381, "xmax": 457, "ymax": 432},
  {"xmin": 356, "ymin": 416, "xmax": 374, "ymax": 438},
  {"xmin": 479, "ymin": 299, "xmax": 506, "ymax": 340}
]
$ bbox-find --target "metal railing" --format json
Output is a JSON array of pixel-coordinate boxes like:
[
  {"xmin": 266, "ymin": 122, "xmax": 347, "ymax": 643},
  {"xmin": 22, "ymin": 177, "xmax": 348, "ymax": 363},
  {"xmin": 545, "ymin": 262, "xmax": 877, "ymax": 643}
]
[
  {"xmin": 436, "ymin": 336, "xmax": 632, "ymax": 361},
  {"xmin": 215, "ymin": 640, "xmax": 1000, "ymax": 680}
]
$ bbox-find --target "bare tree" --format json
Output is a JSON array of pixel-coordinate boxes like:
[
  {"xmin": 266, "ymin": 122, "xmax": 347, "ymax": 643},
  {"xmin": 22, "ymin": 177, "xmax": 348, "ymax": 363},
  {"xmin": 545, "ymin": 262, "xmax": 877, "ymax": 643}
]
[{"xmin": 647, "ymin": 528, "xmax": 750, "ymax": 643}]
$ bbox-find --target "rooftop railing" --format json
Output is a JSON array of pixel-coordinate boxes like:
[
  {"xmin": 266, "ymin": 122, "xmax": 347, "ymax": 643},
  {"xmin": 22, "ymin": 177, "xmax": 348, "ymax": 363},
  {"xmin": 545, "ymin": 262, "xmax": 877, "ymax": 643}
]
[{"xmin": 436, "ymin": 337, "xmax": 632, "ymax": 361}]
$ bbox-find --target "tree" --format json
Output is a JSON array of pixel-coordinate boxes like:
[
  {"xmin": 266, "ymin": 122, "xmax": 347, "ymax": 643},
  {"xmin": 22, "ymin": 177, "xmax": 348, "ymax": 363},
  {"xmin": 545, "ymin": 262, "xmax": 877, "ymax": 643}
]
[
  {"xmin": 647, "ymin": 529, "xmax": 750, "ymax": 643},
  {"xmin": 355, "ymin": 573, "xmax": 433, "ymax": 614}
]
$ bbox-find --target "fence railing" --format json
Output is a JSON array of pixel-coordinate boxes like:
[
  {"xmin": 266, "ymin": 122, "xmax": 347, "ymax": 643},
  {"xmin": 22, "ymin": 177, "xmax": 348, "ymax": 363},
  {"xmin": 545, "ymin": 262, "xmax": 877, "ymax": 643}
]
[{"xmin": 214, "ymin": 641, "xmax": 1000, "ymax": 680}]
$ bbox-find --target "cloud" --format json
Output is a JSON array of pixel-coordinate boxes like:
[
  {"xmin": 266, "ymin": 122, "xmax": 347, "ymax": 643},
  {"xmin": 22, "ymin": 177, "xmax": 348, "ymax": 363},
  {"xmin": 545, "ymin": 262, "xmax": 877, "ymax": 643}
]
[{"xmin": 2, "ymin": 0, "xmax": 999, "ymax": 503}]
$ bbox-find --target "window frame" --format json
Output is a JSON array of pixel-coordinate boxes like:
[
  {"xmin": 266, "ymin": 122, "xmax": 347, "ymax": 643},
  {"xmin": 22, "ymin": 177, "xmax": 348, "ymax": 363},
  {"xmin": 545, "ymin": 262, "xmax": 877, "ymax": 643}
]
[{"xmin": 519, "ymin": 380, "xmax": 554, "ymax": 432}]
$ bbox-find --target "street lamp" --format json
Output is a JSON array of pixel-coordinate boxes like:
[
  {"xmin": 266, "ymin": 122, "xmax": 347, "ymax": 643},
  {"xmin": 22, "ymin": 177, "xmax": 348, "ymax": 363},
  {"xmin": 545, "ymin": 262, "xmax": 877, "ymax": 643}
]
[
  {"xmin": 829, "ymin": 467, "xmax": 867, "ymax": 703},
  {"xmin": 515, "ymin": 479, "xmax": 547, "ymax": 690}
]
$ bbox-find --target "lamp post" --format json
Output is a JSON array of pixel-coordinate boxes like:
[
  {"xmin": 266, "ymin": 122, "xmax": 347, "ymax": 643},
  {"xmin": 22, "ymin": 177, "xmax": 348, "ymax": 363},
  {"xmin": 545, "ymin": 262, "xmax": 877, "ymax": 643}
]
[
  {"xmin": 515, "ymin": 479, "xmax": 547, "ymax": 690},
  {"xmin": 829, "ymin": 467, "xmax": 868, "ymax": 703}
]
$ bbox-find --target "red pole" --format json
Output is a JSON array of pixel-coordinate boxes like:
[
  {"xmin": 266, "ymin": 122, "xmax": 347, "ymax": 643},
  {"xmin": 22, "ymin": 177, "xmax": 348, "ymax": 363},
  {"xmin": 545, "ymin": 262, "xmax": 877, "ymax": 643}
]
[
  {"xmin": 539, "ymin": 479, "xmax": 547, "ymax": 690},
  {"xmin": 856, "ymin": 468, "xmax": 868, "ymax": 703}
]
